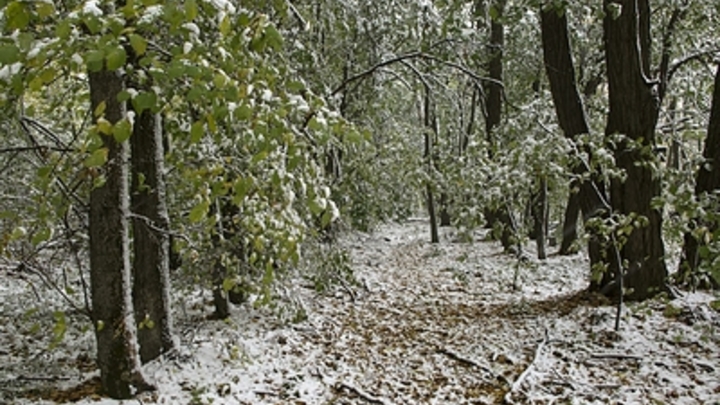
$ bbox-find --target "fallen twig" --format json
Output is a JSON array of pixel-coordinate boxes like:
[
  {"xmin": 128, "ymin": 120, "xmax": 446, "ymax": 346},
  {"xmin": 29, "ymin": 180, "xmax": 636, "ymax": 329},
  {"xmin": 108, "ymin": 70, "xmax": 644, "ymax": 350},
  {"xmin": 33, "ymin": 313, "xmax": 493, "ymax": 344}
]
[
  {"xmin": 504, "ymin": 329, "xmax": 549, "ymax": 404},
  {"xmin": 437, "ymin": 347, "xmax": 494, "ymax": 375},
  {"xmin": 16, "ymin": 374, "xmax": 71, "ymax": 382},
  {"xmin": 590, "ymin": 353, "xmax": 643, "ymax": 361},
  {"xmin": 337, "ymin": 381, "xmax": 393, "ymax": 405}
]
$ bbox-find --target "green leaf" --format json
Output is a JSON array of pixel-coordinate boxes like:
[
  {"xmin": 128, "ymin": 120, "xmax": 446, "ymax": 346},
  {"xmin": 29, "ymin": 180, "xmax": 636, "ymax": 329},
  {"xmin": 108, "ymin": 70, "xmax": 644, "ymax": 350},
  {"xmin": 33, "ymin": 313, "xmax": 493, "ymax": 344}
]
[
  {"xmin": 0, "ymin": 44, "xmax": 21, "ymax": 65},
  {"xmin": 264, "ymin": 25, "xmax": 283, "ymax": 51},
  {"xmin": 5, "ymin": 2, "xmax": 30, "ymax": 30},
  {"xmin": 106, "ymin": 47, "xmax": 127, "ymax": 71},
  {"xmin": 488, "ymin": 5, "xmax": 499, "ymax": 21},
  {"xmin": 219, "ymin": 14, "xmax": 231, "ymax": 36},
  {"xmin": 36, "ymin": 2, "xmax": 55, "ymax": 19},
  {"xmin": 184, "ymin": 0, "xmax": 198, "ymax": 21},
  {"xmin": 83, "ymin": 15, "xmax": 103, "ymax": 35},
  {"xmin": 84, "ymin": 148, "xmax": 108, "ymax": 167},
  {"xmin": 128, "ymin": 33, "xmax": 148, "ymax": 56},
  {"xmin": 307, "ymin": 116, "xmax": 323, "ymax": 131},
  {"xmin": 232, "ymin": 177, "xmax": 253, "ymax": 204},
  {"xmin": 96, "ymin": 118, "xmax": 112, "ymax": 135},
  {"xmin": 94, "ymin": 101, "xmax": 107, "ymax": 117},
  {"xmin": 222, "ymin": 278, "xmax": 235, "ymax": 292},
  {"xmin": 252, "ymin": 150, "xmax": 269, "ymax": 164},
  {"xmin": 112, "ymin": 118, "xmax": 133, "ymax": 143},
  {"xmin": 188, "ymin": 200, "xmax": 209, "ymax": 223},
  {"xmin": 55, "ymin": 20, "xmax": 72, "ymax": 39},
  {"xmin": 190, "ymin": 120, "xmax": 204, "ymax": 143},
  {"xmin": 235, "ymin": 104, "xmax": 252, "ymax": 120},
  {"xmin": 86, "ymin": 49, "xmax": 106, "ymax": 72},
  {"xmin": 31, "ymin": 227, "xmax": 52, "ymax": 246},
  {"xmin": 132, "ymin": 91, "xmax": 157, "ymax": 113}
]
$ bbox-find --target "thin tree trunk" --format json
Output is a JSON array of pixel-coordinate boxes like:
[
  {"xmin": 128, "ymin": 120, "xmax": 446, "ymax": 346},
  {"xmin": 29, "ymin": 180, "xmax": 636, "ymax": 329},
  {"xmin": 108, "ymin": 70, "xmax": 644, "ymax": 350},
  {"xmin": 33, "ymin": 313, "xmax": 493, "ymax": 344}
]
[
  {"xmin": 424, "ymin": 86, "xmax": 439, "ymax": 243},
  {"xmin": 88, "ymin": 68, "xmax": 152, "ymax": 398},
  {"xmin": 130, "ymin": 107, "xmax": 175, "ymax": 364},
  {"xmin": 540, "ymin": 5, "xmax": 609, "ymax": 281},
  {"xmin": 604, "ymin": 0, "xmax": 668, "ymax": 300},
  {"xmin": 679, "ymin": 63, "xmax": 720, "ymax": 288},
  {"xmin": 535, "ymin": 176, "xmax": 548, "ymax": 260}
]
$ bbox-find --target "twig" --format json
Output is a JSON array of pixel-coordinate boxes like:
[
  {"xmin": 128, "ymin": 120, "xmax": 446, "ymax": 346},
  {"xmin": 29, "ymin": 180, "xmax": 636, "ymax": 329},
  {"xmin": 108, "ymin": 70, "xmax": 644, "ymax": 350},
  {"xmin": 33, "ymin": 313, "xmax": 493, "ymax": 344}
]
[
  {"xmin": 504, "ymin": 329, "xmax": 548, "ymax": 404},
  {"xmin": 16, "ymin": 375, "xmax": 71, "ymax": 382},
  {"xmin": 337, "ymin": 381, "xmax": 393, "ymax": 405},
  {"xmin": 590, "ymin": 353, "xmax": 643, "ymax": 361},
  {"xmin": 437, "ymin": 347, "xmax": 495, "ymax": 375}
]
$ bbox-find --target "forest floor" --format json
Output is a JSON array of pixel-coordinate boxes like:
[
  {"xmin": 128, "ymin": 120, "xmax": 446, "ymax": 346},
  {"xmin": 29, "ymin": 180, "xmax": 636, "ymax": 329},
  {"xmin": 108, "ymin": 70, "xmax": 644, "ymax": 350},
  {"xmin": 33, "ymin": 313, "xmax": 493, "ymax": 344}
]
[{"xmin": 1, "ymin": 220, "xmax": 720, "ymax": 404}]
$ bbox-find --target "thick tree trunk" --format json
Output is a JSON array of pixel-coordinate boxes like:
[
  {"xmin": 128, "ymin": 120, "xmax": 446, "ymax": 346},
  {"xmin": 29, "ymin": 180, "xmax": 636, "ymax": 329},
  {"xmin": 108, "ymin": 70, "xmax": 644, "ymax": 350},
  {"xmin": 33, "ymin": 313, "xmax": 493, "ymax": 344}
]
[
  {"xmin": 88, "ymin": 69, "xmax": 151, "ymax": 398},
  {"xmin": 130, "ymin": 107, "xmax": 175, "ymax": 364},
  {"xmin": 604, "ymin": 0, "xmax": 668, "ymax": 300},
  {"xmin": 679, "ymin": 63, "xmax": 720, "ymax": 288},
  {"xmin": 540, "ymin": 7, "xmax": 608, "ymax": 270}
]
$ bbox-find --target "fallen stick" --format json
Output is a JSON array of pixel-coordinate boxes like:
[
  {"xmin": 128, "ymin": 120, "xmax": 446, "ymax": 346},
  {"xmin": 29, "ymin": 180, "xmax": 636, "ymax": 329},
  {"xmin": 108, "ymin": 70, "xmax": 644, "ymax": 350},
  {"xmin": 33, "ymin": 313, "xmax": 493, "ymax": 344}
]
[
  {"xmin": 16, "ymin": 375, "xmax": 71, "ymax": 382},
  {"xmin": 590, "ymin": 353, "xmax": 643, "ymax": 361},
  {"xmin": 337, "ymin": 381, "xmax": 393, "ymax": 405},
  {"xmin": 436, "ymin": 347, "xmax": 494, "ymax": 375},
  {"xmin": 504, "ymin": 329, "xmax": 549, "ymax": 404}
]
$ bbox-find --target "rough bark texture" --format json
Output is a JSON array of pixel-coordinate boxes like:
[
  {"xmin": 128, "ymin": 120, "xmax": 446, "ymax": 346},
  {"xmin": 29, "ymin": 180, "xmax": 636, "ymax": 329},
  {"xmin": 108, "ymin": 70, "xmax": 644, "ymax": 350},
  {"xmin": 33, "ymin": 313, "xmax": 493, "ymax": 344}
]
[
  {"xmin": 130, "ymin": 108, "xmax": 175, "ymax": 364},
  {"xmin": 88, "ymin": 69, "xmax": 150, "ymax": 398},
  {"xmin": 558, "ymin": 184, "xmax": 580, "ymax": 255},
  {"xmin": 540, "ymin": 7, "xmax": 608, "ymax": 274},
  {"xmin": 603, "ymin": 0, "xmax": 668, "ymax": 300},
  {"xmin": 679, "ymin": 64, "xmax": 720, "ymax": 287}
]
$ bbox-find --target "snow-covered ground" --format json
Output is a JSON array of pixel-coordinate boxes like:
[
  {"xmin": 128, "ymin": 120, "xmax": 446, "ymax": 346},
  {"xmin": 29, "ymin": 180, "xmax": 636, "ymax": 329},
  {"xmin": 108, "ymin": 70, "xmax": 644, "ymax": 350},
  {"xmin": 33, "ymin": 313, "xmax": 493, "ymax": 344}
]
[{"xmin": 2, "ymin": 221, "xmax": 719, "ymax": 404}]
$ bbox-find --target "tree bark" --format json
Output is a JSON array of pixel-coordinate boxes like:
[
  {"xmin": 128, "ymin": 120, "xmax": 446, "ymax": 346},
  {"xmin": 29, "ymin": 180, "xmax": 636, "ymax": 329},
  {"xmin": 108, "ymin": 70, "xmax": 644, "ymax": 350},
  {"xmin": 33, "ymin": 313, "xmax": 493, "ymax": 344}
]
[
  {"xmin": 603, "ymin": 0, "xmax": 668, "ymax": 300},
  {"xmin": 424, "ymin": 86, "xmax": 439, "ymax": 243},
  {"xmin": 540, "ymin": 6, "xmax": 608, "ymax": 271},
  {"xmin": 534, "ymin": 176, "xmax": 548, "ymax": 260},
  {"xmin": 130, "ymin": 107, "xmax": 175, "ymax": 364},
  {"xmin": 558, "ymin": 182, "xmax": 580, "ymax": 255},
  {"xmin": 88, "ymin": 68, "xmax": 151, "ymax": 398},
  {"xmin": 679, "ymin": 63, "xmax": 720, "ymax": 288}
]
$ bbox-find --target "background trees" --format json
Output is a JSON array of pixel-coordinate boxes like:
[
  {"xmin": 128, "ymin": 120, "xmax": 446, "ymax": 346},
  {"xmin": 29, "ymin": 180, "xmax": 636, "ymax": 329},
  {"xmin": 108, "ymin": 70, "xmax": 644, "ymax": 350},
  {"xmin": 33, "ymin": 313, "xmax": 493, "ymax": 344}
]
[{"xmin": 1, "ymin": 0, "xmax": 719, "ymax": 398}]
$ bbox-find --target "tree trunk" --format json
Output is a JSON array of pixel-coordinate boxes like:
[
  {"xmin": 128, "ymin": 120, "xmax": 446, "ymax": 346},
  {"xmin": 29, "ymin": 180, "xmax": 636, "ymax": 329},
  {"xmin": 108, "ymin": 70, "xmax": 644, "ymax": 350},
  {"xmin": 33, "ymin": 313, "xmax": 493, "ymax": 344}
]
[
  {"xmin": 540, "ymin": 5, "xmax": 610, "ymax": 280},
  {"xmin": 534, "ymin": 176, "xmax": 548, "ymax": 260},
  {"xmin": 483, "ymin": 0, "xmax": 513, "ymax": 250},
  {"xmin": 88, "ymin": 69, "xmax": 151, "ymax": 398},
  {"xmin": 604, "ymin": 0, "xmax": 668, "ymax": 300},
  {"xmin": 130, "ymin": 107, "xmax": 175, "ymax": 364},
  {"xmin": 439, "ymin": 193, "xmax": 451, "ymax": 226},
  {"xmin": 679, "ymin": 63, "xmax": 720, "ymax": 288},
  {"xmin": 424, "ymin": 86, "xmax": 439, "ymax": 243},
  {"xmin": 558, "ymin": 183, "xmax": 580, "ymax": 255}
]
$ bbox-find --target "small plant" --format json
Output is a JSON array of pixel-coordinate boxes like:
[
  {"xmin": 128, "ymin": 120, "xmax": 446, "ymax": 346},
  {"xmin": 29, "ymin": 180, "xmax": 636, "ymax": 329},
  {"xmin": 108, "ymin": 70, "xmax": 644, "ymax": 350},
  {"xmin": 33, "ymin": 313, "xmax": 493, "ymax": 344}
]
[{"xmin": 304, "ymin": 242, "xmax": 355, "ymax": 294}]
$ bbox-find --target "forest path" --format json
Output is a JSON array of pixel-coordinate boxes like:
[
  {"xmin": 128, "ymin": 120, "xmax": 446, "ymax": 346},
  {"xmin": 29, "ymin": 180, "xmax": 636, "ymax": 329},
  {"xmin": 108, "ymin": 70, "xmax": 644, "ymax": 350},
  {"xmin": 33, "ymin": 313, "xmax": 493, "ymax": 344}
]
[{"xmin": 295, "ymin": 221, "xmax": 720, "ymax": 404}]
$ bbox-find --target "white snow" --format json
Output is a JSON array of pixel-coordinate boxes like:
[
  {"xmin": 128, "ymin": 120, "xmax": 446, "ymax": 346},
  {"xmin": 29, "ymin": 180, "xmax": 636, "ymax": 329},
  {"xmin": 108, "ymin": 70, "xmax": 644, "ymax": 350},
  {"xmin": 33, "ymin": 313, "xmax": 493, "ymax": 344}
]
[
  {"xmin": 81, "ymin": 0, "xmax": 103, "ymax": 17},
  {"xmin": 1, "ymin": 221, "xmax": 719, "ymax": 404}
]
